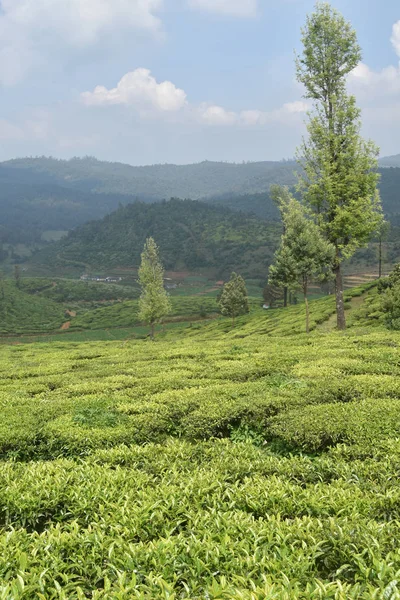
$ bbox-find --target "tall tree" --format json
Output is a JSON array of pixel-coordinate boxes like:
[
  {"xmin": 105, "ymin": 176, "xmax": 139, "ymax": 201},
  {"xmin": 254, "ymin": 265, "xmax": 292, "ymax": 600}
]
[
  {"xmin": 138, "ymin": 237, "xmax": 171, "ymax": 339},
  {"xmin": 296, "ymin": 2, "xmax": 382, "ymax": 330},
  {"xmin": 218, "ymin": 272, "xmax": 249, "ymax": 327},
  {"xmin": 270, "ymin": 185, "xmax": 292, "ymax": 307},
  {"xmin": 269, "ymin": 197, "xmax": 334, "ymax": 333}
]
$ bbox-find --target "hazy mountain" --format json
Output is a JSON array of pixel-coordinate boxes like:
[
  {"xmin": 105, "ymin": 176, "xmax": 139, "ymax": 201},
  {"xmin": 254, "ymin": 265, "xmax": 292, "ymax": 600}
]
[
  {"xmin": 1, "ymin": 157, "xmax": 400, "ymax": 255},
  {"xmin": 2, "ymin": 156, "xmax": 297, "ymax": 198},
  {"xmin": 379, "ymin": 155, "xmax": 400, "ymax": 168}
]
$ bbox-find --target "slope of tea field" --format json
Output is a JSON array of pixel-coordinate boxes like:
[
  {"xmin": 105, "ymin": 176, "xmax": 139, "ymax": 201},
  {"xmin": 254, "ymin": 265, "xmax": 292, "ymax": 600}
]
[
  {"xmin": 1, "ymin": 297, "xmax": 400, "ymax": 599},
  {"xmin": 0, "ymin": 282, "xmax": 65, "ymax": 334}
]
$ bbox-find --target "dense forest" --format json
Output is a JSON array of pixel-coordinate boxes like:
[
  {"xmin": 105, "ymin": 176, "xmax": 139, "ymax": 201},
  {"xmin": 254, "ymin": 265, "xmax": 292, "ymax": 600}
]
[{"xmin": 35, "ymin": 199, "xmax": 281, "ymax": 279}]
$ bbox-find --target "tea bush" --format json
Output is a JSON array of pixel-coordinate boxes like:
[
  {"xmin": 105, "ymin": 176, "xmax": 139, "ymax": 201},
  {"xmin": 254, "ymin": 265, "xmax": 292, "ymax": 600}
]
[{"xmin": 1, "ymin": 294, "xmax": 400, "ymax": 598}]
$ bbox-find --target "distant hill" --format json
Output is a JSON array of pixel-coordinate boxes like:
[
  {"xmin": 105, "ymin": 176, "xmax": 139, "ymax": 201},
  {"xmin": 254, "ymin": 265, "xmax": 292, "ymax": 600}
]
[
  {"xmin": 0, "ymin": 165, "xmax": 153, "ymax": 242},
  {"xmin": 2, "ymin": 156, "xmax": 400, "ymax": 255},
  {"xmin": 2, "ymin": 156, "xmax": 297, "ymax": 198},
  {"xmin": 380, "ymin": 155, "xmax": 400, "ymax": 168},
  {"xmin": 34, "ymin": 199, "xmax": 281, "ymax": 280}
]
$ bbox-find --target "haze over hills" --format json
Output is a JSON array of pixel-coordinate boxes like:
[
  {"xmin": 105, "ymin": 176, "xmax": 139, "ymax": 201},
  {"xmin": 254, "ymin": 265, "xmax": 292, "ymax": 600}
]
[
  {"xmin": 1, "ymin": 156, "xmax": 400, "ymax": 250},
  {"xmin": 2, "ymin": 157, "xmax": 297, "ymax": 199},
  {"xmin": 379, "ymin": 155, "xmax": 400, "ymax": 168}
]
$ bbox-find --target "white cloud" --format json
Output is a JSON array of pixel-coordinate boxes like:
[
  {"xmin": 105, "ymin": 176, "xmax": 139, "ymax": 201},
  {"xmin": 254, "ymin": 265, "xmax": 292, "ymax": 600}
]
[
  {"xmin": 188, "ymin": 0, "xmax": 257, "ymax": 18},
  {"xmin": 283, "ymin": 101, "xmax": 309, "ymax": 114},
  {"xmin": 199, "ymin": 105, "xmax": 238, "ymax": 125},
  {"xmin": 82, "ymin": 68, "xmax": 309, "ymax": 129},
  {"xmin": 199, "ymin": 100, "xmax": 308, "ymax": 127},
  {"xmin": 81, "ymin": 69, "xmax": 187, "ymax": 112},
  {"xmin": 391, "ymin": 20, "xmax": 400, "ymax": 57},
  {"xmin": 349, "ymin": 62, "xmax": 400, "ymax": 100},
  {"xmin": 0, "ymin": 0, "xmax": 163, "ymax": 85},
  {"xmin": 347, "ymin": 20, "xmax": 400, "ymax": 103}
]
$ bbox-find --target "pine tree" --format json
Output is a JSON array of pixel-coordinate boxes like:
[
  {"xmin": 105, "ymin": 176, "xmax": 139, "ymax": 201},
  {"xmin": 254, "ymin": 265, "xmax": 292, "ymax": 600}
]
[
  {"xmin": 138, "ymin": 238, "xmax": 171, "ymax": 339},
  {"xmin": 269, "ymin": 196, "xmax": 334, "ymax": 333},
  {"xmin": 218, "ymin": 273, "xmax": 249, "ymax": 327},
  {"xmin": 296, "ymin": 3, "xmax": 383, "ymax": 330}
]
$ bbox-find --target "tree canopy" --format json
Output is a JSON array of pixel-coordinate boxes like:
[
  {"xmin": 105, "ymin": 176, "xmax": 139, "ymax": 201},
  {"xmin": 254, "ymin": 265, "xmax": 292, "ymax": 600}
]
[{"xmin": 296, "ymin": 2, "xmax": 383, "ymax": 329}]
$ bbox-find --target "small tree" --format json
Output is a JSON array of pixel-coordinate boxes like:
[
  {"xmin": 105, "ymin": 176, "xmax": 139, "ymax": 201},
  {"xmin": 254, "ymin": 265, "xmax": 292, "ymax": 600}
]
[
  {"xmin": 296, "ymin": 3, "xmax": 383, "ymax": 330},
  {"xmin": 269, "ymin": 197, "xmax": 334, "ymax": 333},
  {"xmin": 218, "ymin": 272, "xmax": 249, "ymax": 327},
  {"xmin": 138, "ymin": 237, "xmax": 171, "ymax": 339}
]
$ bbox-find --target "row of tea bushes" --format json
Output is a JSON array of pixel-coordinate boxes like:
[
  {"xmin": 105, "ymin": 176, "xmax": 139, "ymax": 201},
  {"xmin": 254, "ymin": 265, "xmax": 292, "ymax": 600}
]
[{"xmin": 1, "ymin": 439, "xmax": 400, "ymax": 598}]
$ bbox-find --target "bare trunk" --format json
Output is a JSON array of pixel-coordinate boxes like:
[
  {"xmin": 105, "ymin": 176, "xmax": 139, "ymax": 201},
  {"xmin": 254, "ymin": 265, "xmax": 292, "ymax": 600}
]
[
  {"xmin": 378, "ymin": 237, "xmax": 382, "ymax": 279},
  {"xmin": 150, "ymin": 323, "xmax": 155, "ymax": 340},
  {"xmin": 304, "ymin": 295, "xmax": 310, "ymax": 334},
  {"xmin": 283, "ymin": 287, "xmax": 288, "ymax": 308},
  {"xmin": 333, "ymin": 263, "xmax": 346, "ymax": 331}
]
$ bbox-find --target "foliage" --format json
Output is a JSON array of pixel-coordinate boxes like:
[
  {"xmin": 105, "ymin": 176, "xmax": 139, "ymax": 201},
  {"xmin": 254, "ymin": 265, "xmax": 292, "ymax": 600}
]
[
  {"xmin": 269, "ymin": 195, "xmax": 334, "ymax": 331},
  {"xmin": 138, "ymin": 238, "xmax": 171, "ymax": 337},
  {"xmin": 0, "ymin": 303, "xmax": 399, "ymax": 596},
  {"xmin": 380, "ymin": 283, "xmax": 400, "ymax": 330},
  {"xmin": 296, "ymin": 3, "xmax": 383, "ymax": 329},
  {"xmin": 218, "ymin": 272, "xmax": 249, "ymax": 325},
  {"xmin": 373, "ymin": 264, "xmax": 400, "ymax": 330},
  {"xmin": 35, "ymin": 198, "xmax": 281, "ymax": 279}
]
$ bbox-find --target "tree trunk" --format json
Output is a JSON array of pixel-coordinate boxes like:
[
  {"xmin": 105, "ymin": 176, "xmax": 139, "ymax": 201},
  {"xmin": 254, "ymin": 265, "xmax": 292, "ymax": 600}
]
[
  {"xmin": 378, "ymin": 237, "xmax": 382, "ymax": 279},
  {"xmin": 333, "ymin": 263, "xmax": 346, "ymax": 330},
  {"xmin": 150, "ymin": 323, "xmax": 155, "ymax": 340},
  {"xmin": 283, "ymin": 287, "xmax": 288, "ymax": 308},
  {"xmin": 304, "ymin": 294, "xmax": 310, "ymax": 334}
]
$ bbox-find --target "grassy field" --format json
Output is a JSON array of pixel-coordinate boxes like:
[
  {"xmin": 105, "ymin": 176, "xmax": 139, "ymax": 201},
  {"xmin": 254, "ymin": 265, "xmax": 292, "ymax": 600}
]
[{"xmin": 1, "ymin": 285, "xmax": 400, "ymax": 598}]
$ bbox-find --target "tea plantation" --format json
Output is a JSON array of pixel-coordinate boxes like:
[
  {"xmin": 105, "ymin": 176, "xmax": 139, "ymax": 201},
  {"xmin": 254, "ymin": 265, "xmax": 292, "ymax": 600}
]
[{"xmin": 1, "ymin": 296, "xmax": 400, "ymax": 599}]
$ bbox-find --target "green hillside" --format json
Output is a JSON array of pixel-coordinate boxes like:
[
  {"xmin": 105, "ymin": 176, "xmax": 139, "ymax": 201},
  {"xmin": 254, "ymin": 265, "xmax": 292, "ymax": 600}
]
[
  {"xmin": 34, "ymin": 199, "xmax": 281, "ymax": 279},
  {"xmin": 2, "ymin": 157, "xmax": 400, "ymax": 259},
  {"xmin": 0, "ymin": 290, "xmax": 400, "ymax": 597},
  {"xmin": 0, "ymin": 281, "xmax": 65, "ymax": 334}
]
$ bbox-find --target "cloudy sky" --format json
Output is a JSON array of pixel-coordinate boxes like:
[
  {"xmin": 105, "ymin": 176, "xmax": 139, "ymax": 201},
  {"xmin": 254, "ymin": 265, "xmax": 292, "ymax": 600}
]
[{"xmin": 0, "ymin": 0, "xmax": 399, "ymax": 165}]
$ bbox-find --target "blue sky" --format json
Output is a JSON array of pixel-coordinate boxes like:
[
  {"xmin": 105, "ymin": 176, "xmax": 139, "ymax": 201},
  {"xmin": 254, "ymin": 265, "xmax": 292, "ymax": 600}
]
[{"xmin": 0, "ymin": 0, "xmax": 399, "ymax": 165}]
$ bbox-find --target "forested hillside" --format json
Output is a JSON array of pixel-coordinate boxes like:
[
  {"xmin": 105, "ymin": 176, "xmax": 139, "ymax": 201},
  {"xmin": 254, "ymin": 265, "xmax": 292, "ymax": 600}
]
[
  {"xmin": 2, "ymin": 156, "xmax": 297, "ymax": 198},
  {"xmin": 1, "ymin": 157, "xmax": 400, "ymax": 263},
  {"xmin": 35, "ymin": 199, "xmax": 280, "ymax": 279},
  {"xmin": 0, "ymin": 165, "xmax": 149, "ymax": 246}
]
